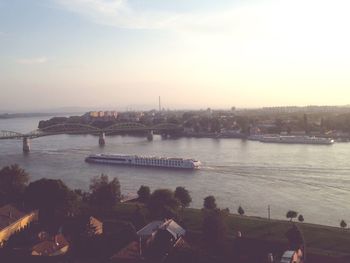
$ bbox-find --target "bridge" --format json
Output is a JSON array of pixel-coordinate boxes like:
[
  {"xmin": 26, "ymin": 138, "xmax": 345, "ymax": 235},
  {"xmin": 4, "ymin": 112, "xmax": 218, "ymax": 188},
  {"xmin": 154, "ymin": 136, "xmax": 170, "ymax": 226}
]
[{"xmin": 0, "ymin": 122, "xmax": 183, "ymax": 152}]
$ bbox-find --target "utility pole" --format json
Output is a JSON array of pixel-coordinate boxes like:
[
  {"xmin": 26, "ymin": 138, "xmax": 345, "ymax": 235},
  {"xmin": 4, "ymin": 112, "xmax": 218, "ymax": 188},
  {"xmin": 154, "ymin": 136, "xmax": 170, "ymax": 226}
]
[{"xmin": 268, "ymin": 205, "xmax": 271, "ymax": 220}]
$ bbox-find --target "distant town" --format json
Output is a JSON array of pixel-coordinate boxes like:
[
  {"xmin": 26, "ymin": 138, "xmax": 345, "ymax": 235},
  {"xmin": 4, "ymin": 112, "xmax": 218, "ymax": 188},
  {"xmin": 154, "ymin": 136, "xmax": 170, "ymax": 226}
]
[{"xmin": 35, "ymin": 105, "xmax": 350, "ymax": 141}]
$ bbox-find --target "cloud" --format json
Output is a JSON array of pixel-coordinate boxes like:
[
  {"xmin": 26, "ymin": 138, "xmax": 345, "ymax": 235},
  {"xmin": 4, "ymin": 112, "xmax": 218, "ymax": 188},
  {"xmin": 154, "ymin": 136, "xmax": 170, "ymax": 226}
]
[
  {"xmin": 52, "ymin": 0, "xmax": 350, "ymax": 56},
  {"xmin": 16, "ymin": 57, "xmax": 49, "ymax": 65},
  {"xmin": 52, "ymin": 0, "xmax": 284, "ymax": 38},
  {"xmin": 55, "ymin": 0, "xmax": 177, "ymax": 29}
]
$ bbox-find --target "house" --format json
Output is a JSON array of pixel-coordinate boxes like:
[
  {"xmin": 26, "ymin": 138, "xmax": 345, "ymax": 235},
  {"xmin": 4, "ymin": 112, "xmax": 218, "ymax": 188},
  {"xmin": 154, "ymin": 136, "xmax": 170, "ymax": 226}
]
[
  {"xmin": 280, "ymin": 249, "xmax": 303, "ymax": 263},
  {"xmin": 0, "ymin": 204, "xmax": 38, "ymax": 247},
  {"xmin": 111, "ymin": 219, "xmax": 187, "ymax": 262},
  {"xmin": 88, "ymin": 216, "xmax": 103, "ymax": 236},
  {"xmin": 137, "ymin": 219, "xmax": 185, "ymax": 245},
  {"xmin": 31, "ymin": 234, "xmax": 69, "ymax": 256}
]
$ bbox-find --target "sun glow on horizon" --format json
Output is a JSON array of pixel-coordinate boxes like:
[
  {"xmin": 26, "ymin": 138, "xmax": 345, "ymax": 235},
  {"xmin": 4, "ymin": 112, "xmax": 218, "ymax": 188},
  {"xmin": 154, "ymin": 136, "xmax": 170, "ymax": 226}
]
[{"xmin": 1, "ymin": 0, "xmax": 350, "ymax": 111}]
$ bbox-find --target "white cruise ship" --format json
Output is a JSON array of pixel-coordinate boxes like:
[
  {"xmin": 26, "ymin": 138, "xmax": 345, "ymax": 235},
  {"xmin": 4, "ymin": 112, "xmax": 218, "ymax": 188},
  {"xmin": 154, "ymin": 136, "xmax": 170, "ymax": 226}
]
[
  {"xmin": 259, "ymin": 135, "xmax": 334, "ymax": 145},
  {"xmin": 85, "ymin": 154, "xmax": 201, "ymax": 169}
]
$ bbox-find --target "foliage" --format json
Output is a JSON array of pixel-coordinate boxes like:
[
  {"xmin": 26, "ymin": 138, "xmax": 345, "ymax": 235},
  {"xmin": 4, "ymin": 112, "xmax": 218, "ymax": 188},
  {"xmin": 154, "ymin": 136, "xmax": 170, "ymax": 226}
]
[
  {"xmin": 0, "ymin": 164, "xmax": 29, "ymax": 205},
  {"xmin": 174, "ymin": 186, "xmax": 192, "ymax": 208},
  {"xmin": 298, "ymin": 214, "xmax": 304, "ymax": 222},
  {"xmin": 286, "ymin": 210, "xmax": 298, "ymax": 221},
  {"xmin": 137, "ymin": 185, "xmax": 151, "ymax": 203},
  {"xmin": 202, "ymin": 209, "xmax": 228, "ymax": 254},
  {"xmin": 131, "ymin": 206, "xmax": 147, "ymax": 230},
  {"xmin": 112, "ymin": 203, "xmax": 350, "ymax": 257},
  {"xmin": 147, "ymin": 189, "xmax": 180, "ymax": 219},
  {"xmin": 285, "ymin": 224, "xmax": 304, "ymax": 250},
  {"xmin": 24, "ymin": 178, "xmax": 77, "ymax": 225},
  {"xmin": 89, "ymin": 174, "xmax": 121, "ymax": 209},
  {"xmin": 238, "ymin": 205, "xmax": 245, "ymax": 216},
  {"xmin": 340, "ymin": 220, "xmax": 347, "ymax": 229},
  {"xmin": 203, "ymin": 195, "xmax": 217, "ymax": 210}
]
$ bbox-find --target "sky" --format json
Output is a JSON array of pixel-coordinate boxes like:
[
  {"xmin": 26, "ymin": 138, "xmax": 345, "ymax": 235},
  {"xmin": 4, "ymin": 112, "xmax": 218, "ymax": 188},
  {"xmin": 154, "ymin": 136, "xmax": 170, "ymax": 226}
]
[{"xmin": 1, "ymin": 0, "xmax": 350, "ymax": 111}]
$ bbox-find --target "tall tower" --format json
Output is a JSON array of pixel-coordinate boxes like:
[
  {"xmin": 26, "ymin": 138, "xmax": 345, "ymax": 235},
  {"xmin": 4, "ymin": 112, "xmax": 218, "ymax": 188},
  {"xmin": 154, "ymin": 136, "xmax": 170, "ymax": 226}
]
[{"xmin": 159, "ymin": 96, "xmax": 161, "ymax": 112}]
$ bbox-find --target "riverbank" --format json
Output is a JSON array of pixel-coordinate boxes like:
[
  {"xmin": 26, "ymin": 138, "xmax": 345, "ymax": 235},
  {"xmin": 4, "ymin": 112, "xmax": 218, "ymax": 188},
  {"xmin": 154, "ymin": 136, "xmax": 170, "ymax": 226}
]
[{"xmin": 114, "ymin": 203, "xmax": 350, "ymax": 262}]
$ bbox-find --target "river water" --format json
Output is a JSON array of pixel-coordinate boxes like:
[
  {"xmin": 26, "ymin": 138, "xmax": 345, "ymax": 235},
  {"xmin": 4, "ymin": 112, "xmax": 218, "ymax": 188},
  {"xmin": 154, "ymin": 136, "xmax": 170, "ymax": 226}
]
[{"xmin": 1, "ymin": 116, "xmax": 350, "ymax": 226}]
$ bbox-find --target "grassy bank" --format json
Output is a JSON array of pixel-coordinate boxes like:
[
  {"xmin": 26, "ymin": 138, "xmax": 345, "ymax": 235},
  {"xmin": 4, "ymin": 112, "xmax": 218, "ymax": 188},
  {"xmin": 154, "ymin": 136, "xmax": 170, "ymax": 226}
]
[
  {"xmin": 183, "ymin": 208, "xmax": 350, "ymax": 258},
  {"xmin": 113, "ymin": 203, "xmax": 350, "ymax": 260}
]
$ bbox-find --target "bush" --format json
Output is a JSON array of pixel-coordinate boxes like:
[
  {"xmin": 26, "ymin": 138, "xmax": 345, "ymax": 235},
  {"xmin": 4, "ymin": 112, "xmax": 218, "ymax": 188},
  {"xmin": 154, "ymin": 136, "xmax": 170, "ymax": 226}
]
[
  {"xmin": 298, "ymin": 214, "xmax": 304, "ymax": 223},
  {"xmin": 340, "ymin": 220, "xmax": 347, "ymax": 229},
  {"xmin": 238, "ymin": 205, "xmax": 245, "ymax": 216},
  {"xmin": 137, "ymin": 185, "xmax": 150, "ymax": 203},
  {"xmin": 203, "ymin": 195, "xmax": 217, "ymax": 210},
  {"xmin": 148, "ymin": 189, "xmax": 180, "ymax": 219},
  {"xmin": 174, "ymin": 186, "xmax": 192, "ymax": 208},
  {"xmin": 286, "ymin": 210, "xmax": 298, "ymax": 221}
]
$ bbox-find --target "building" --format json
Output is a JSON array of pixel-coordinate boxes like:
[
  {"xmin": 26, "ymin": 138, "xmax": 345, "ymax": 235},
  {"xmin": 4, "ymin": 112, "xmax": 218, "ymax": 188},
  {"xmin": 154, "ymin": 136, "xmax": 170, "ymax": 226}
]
[
  {"xmin": 0, "ymin": 204, "xmax": 38, "ymax": 247},
  {"xmin": 88, "ymin": 216, "xmax": 103, "ymax": 236},
  {"xmin": 87, "ymin": 111, "xmax": 118, "ymax": 120},
  {"xmin": 137, "ymin": 219, "xmax": 185, "ymax": 241},
  {"xmin": 280, "ymin": 249, "xmax": 303, "ymax": 263},
  {"xmin": 89, "ymin": 111, "xmax": 99, "ymax": 118},
  {"xmin": 111, "ymin": 219, "xmax": 187, "ymax": 262},
  {"xmin": 32, "ymin": 234, "xmax": 69, "ymax": 256}
]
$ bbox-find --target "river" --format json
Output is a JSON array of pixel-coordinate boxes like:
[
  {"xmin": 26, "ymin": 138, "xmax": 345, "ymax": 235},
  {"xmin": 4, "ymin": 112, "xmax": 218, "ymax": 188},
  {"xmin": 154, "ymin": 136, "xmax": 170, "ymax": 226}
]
[{"xmin": 1, "ymin": 116, "xmax": 350, "ymax": 226}]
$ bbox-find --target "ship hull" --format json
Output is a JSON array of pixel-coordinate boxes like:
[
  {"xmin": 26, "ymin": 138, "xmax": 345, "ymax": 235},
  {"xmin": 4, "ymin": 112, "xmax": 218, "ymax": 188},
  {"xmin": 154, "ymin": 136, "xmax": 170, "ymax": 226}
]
[{"xmin": 85, "ymin": 154, "xmax": 201, "ymax": 169}]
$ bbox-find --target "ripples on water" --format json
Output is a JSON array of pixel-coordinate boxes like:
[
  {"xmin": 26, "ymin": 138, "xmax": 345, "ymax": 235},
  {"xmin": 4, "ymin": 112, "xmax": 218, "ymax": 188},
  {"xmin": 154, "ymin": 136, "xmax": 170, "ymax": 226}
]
[{"xmin": 1, "ymin": 117, "xmax": 350, "ymax": 226}]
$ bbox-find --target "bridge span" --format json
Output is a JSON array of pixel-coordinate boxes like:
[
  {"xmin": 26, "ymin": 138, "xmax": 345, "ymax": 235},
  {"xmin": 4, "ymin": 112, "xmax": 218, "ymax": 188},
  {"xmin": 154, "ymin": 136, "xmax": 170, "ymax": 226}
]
[{"xmin": 0, "ymin": 122, "xmax": 183, "ymax": 152}]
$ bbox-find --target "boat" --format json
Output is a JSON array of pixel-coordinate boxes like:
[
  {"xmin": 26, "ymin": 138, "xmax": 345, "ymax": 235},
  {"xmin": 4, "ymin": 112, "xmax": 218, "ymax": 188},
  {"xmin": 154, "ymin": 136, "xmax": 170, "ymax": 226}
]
[
  {"xmin": 85, "ymin": 154, "xmax": 201, "ymax": 169},
  {"xmin": 259, "ymin": 135, "xmax": 334, "ymax": 145}
]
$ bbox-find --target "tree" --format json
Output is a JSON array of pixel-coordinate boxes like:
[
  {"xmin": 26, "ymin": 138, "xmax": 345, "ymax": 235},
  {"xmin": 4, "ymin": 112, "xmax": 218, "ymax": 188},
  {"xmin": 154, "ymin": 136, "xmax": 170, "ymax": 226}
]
[
  {"xmin": 210, "ymin": 118, "xmax": 221, "ymax": 133},
  {"xmin": 202, "ymin": 209, "xmax": 228, "ymax": 255},
  {"xmin": 340, "ymin": 220, "xmax": 347, "ymax": 229},
  {"xmin": 0, "ymin": 164, "xmax": 29, "ymax": 205},
  {"xmin": 285, "ymin": 225, "xmax": 304, "ymax": 250},
  {"xmin": 286, "ymin": 210, "xmax": 298, "ymax": 221},
  {"xmin": 174, "ymin": 187, "xmax": 192, "ymax": 208},
  {"xmin": 238, "ymin": 205, "xmax": 245, "ymax": 216},
  {"xmin": 203, "ymin": 195, "xmax": 217, "ymax": 210},
  {"xmin": 131, "ymin": 206, "xmax": 146, "ymax": 230},
  {"xmin": 24, "ymin": 178, "xmax": 77, "ymax": 225},
  {"xmin": 298, "ymin": 214, "xmax": 304, "ymax": 223},
  {"xmin": 89, "ymin": 174, "xmax": 121, "ymax": 209},
  {"xmin": 147, "ymin": 189, "xmax": 180, "ymax": 219},
  {"xmin": 137, "ymin": 185, "xmax": 151, "ymax": 203}
]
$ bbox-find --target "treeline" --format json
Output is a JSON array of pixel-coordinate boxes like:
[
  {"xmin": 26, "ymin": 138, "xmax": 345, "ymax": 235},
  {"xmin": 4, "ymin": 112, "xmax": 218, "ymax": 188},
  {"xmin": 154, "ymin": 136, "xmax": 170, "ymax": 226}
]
[
  {"xmin": 0, "ymin": 164, "xmax": 122, "ymax": 227},
  {"xmin": 0, "ymin": 164, "xmax": 243, "ymax": 240}
]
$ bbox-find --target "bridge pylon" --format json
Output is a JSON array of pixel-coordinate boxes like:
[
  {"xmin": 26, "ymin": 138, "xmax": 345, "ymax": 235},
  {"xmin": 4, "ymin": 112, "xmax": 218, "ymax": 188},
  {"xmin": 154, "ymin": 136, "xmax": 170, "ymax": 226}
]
[
  {"xmin": 99, "ymin": 132, "xmax": 106, "ymax": 146},
  {"xmin": 147, "ymin": 130, "xmax": 153, "ymax": 141},
  {"xmin": 23, "ymin": 137, "xmax": 30, "ymax": 153}
]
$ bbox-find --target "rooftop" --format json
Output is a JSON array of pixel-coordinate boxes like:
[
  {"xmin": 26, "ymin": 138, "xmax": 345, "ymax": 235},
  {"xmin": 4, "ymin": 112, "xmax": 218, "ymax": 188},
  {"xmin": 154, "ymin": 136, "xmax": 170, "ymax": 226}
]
[
  {"xmin": 0, "ymin": 204, "xmax": 26, "ymax": 230},
  {"xmin": 32, "ymin": 234, "xmax": 69, "ymax": 256},
  {"xmin": 136, "ymin": 219, "xmax": 185, "ymax": 240}
]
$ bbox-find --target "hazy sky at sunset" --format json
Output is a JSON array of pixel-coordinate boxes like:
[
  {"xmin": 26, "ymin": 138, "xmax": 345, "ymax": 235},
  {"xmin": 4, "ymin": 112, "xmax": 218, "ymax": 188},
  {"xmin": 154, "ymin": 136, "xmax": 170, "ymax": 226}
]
[{"xmin": 1, "ymin": 0, "xmax": 350, "ymax": 111}]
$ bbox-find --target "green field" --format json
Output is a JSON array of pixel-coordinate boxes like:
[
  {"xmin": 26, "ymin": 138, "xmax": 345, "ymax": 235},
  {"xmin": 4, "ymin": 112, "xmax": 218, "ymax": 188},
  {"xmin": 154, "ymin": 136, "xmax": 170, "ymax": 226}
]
[{"xmin": 112, "ymin": 203, "xmax": 350, "ymax": 260}]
